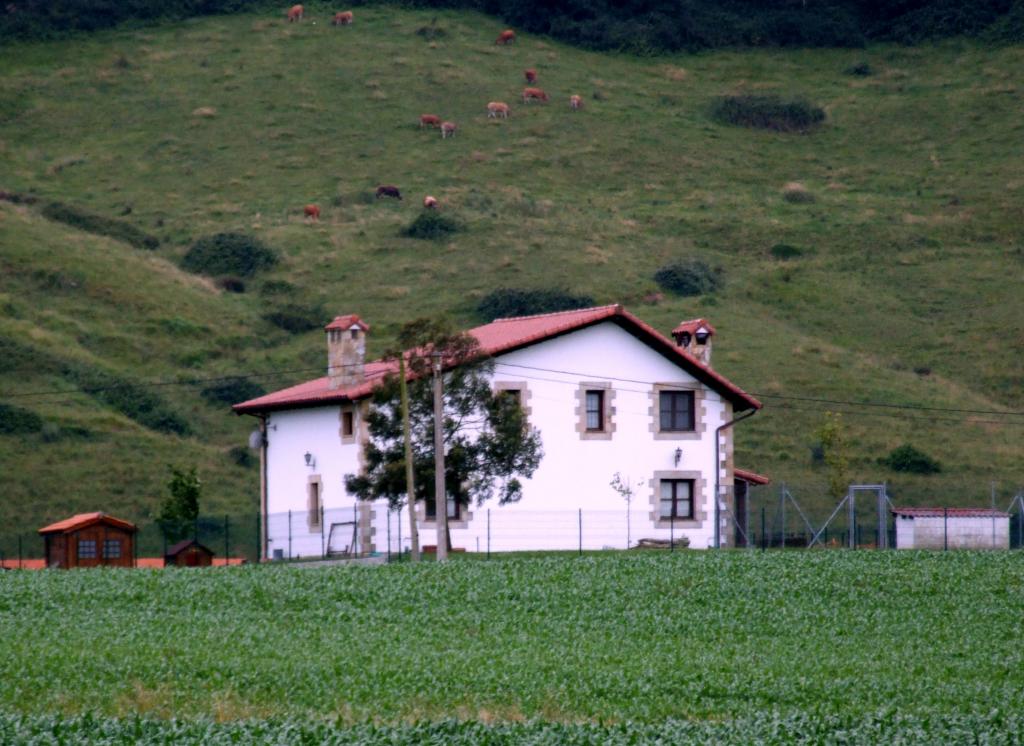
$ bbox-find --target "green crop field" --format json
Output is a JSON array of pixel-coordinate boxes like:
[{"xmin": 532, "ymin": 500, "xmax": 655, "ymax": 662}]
[
  {"xmin": 1, "ymin": 553, "xmax": 1023, "ymax": 742},
  {"xmin": 1, "ymin": 6, "xmax": 1023, "ymax": 533}
]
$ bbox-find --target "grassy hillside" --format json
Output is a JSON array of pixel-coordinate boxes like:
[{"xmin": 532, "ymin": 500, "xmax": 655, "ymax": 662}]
[{"xmin": 1, "ymin": 7, "xmax": 1023, "ymax": 535}]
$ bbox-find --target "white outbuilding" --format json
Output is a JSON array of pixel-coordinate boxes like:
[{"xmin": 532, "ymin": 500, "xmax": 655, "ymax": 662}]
[{"xmin": 892, "ymin": 507, "xmax": 1009, "ymax": 550}]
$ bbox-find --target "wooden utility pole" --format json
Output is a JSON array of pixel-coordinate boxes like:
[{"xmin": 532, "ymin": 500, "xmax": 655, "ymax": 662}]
[
  {"xmin": 398, "ymin": 353, "xmax": 420, "ymax": 562},
  {"xmin": 432, "ymin": 351, "xmax": 448, "ymax": 562}
]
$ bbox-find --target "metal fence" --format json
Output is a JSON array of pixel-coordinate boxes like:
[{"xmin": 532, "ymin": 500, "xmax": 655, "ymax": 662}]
[{"xmin": 3, "ymin": 483, "xmax": 1022, "ymax": 567}]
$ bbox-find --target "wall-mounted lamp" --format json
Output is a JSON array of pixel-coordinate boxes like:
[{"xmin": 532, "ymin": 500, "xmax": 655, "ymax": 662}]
[
  {"xmin": 674, "ymin": 448, "xmax": 682, "ymax": 466},
  {"xmin": 304, "ymin": 452, "xmax": 316, "ymax": 468}
]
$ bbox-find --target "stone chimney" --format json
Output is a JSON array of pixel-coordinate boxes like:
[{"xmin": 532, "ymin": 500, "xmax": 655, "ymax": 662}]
[
  {"xmin": 326, "ymin": 315, "xmax": 369, "ymax": 390},
  {"xmin": 671, "ymin": 318, "xmax": 715, "ymax": 367}
]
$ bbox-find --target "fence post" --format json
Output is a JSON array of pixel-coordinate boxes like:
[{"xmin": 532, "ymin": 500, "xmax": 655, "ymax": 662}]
[
  {"xmin": 780, "ymin": 483, "xmax": 786, "ymax": 549},
  {"xmin": 487, "ymin": 509, "xmax": 491, "ymax": 559},
  {"xmin": 760, "ymin": 505, "xmax": 766, "ymax": 551},
  {"xmin": 944, "ymin": 507, "xmax": 948, "ymax": 551},
  {"xmin": 224, "ymin": 514, "xmax": 229, "ymax": 565},
  {"xmin": 1019, "ymin": 502, "xmax": 1022, "ymax": 549},
  {"xmin": 321, "ymin": 505, "xmax": 326, "ymax": 559},
  {"xmin": 387, "ymin": 508, "xmax": 391, "ymax": 563},
  {"xmin": 670, "ymin": 517, "xmax": 674, "ymax": 552},
  {"xmin": 354, "ymin": 504, "xmax": 358, "ymax": 557},
  {"xmin": 255, "ymin": 510, "xmax": 261, "ymax": 563},
  {"xmin": 288, "ymin": 509, "xmax": 292, "ymax": 559},
  {"xmin": 398, "ymin": 507, "xmax": 402, "ymax": 561},
  {"xmin": 578, "ymin": 509, "xmax": 582, "ymax": 556}
]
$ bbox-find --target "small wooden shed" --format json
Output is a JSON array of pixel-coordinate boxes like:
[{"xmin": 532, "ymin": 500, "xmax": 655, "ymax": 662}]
[
  {"xmin": 38, "ymin": 512, "xmax": 137, "ymax": 569},
  {"xmin": 165, "ymin": 539, "xmax": 214, "ymax": 567}
]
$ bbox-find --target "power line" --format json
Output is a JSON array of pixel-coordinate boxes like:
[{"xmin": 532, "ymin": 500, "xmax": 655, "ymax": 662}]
[{"xmin": 492, "ymin": 362, "xmax": 1024, "ymax": 419}]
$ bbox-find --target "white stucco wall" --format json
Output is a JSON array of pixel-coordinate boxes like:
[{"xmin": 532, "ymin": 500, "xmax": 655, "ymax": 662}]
[
  {"xmin": 263, "ymin": 320, "xmax": 741, "ymax": 557},
  {"xmin": 895, "ymin": 515, "xmax": 1009, "ymax": 550}
]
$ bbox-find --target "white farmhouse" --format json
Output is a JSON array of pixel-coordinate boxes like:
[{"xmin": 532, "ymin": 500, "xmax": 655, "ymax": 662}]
[
  {"xmin": 233, "ymin": 305, "xmax": 766, "ymax": 558},
  {"xmin": 893, "ymin": 507, "xmax": 1010, "ymax": 550}
]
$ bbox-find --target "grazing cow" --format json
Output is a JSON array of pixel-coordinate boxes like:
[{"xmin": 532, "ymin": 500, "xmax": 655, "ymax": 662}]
[
  {"xmin": 440, "ymin": 121, "xmax": 457, "ymax": 139},
  {"xmin": 495, "ymin": 29, "xmax": 515, "ymax": 45},
  {"xmin": 332, "ymin": 10, "xmax": 353, "ymax": 25},
  {"xmin": 522, "ymin": 87, "xmax": 548, "ymax": 104},
  {"xmin": 423, "ymin": 195, "xmax": 438, "ymax": 209},
  {"xmin": 304, "ymin": 204, "xmax": 320, "ymax": 221},
  {"xmin": 376, "ymin": 185, "xmax": 402, "ymax": 200},
  {"xmin": 487, "ymin": 101, "xmax": 510, "ymax": 119},
  {"xmin": 570, "ymin": 94, "xmax": 583, "ymax": 111},
  {"xmin": 524, "ymin": 68, "xmax": 537, "ymax": 84},
  {"xmin": 419, "ymin": 114, "xmax": 441, "ymax": 129},
  {"xmin": 287, "ymin": 4, "xmax": 303, "ymax": 22}
]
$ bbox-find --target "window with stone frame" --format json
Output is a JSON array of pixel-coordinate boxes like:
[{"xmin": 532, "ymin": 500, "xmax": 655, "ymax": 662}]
[
  {"xmin": 659, "ymin": 390, "xmax": 695, "ymax": 432},
  {"xmin": 585, "ymin": 390, "xmax": 605, "ymax": 431},
  {"xmin": 659, "ymin": 479, "xmax": 694, "ymax": 520},
  {"xmin": 307, "ymin": 480, "xmax": 322, "ymax": 530},
  {"xmin": 341, "ymin": 410, "xmax": 354, "ymax": 438}
]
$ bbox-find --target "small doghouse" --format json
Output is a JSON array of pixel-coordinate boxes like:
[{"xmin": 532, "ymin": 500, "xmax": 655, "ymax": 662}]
[
  {"xmin": 165, "ymin": 539, "xmax": 214, "ymax": 567},
  {"xmin": 38, "ymin": 512, "xmax": 137, "ymax": 569}
]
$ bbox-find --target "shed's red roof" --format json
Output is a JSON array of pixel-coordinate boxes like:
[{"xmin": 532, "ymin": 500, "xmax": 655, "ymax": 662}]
[
  {"xmin": 38, "ymin": 512, "xmax": 137, "ymax": 535},
  {"xmin": 892, "ymin": 507, "xmax": 1009, "ymax": 519},
  {"xmin": 234, "ymin": 305, "xmax": 761, "ymax": 414},
  {"xmin": 735, "ymin": 468, "xmax": 771, "ymax": 485}
]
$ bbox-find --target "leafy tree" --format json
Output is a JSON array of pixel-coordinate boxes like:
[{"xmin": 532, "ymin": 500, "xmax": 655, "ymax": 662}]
[
  {"xmin": 344, "ymin": 319, "xmax": 543, "ymax": 541},
  {"xmin": 817, "ymin": 412, "xmax": 849, "ymax": 501},
  {"xmin": 159, "ymin": 466, "xmax": 201, "ymax": 541}
]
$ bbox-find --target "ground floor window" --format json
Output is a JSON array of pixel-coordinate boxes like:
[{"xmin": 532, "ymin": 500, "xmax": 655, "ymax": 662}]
[
  {"xmin": 659, "ymin": 479, "xmax": 694, "ymax": 520},
  {"xmin": 77, "ymin": 539, "xmax": 97, "ymax": 559},
  {"xmin": 425, "ymin": 496, "xmax": 461, "ymax": 520},
  {"xmin": 102, "ymin": 539, "xmax": 122, "ymax": 559}
]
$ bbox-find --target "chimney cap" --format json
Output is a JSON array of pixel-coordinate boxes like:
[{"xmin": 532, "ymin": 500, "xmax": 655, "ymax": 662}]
[
  {"xmin": 325, "ymin": 315, "xmax": 370, "ymax": 333},
  {"xmin": 672, "ymin": 318, "xmax": 715, "ymax": 338}
]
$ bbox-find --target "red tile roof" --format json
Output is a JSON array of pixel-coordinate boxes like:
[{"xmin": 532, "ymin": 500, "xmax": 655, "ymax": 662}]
[
  {"xmin": 672, "ymin": 318, "xmax": 717, "ymax": 337},
  {"xmin": 234, "ymin": 304, "xmax": 761, "ymax": 413},
  {"xmin": 892, "ymin": 507, "xmax": 1010, "ymax": 519},
  {"xmin": 38, "ymin": 512, "xmax": 137, "ymax": 535},
  {"xmin": 325, "ymin": 314, "xmax": 369, "ymax": 332},
  {"xmin": 735, "ymin": 468, "xmax": 771, "ymax": 485}
]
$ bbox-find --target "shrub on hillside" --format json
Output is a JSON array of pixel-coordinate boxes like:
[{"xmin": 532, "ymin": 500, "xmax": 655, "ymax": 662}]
[
  {"xmin": 182, "ymin": 233, "xmax": 278, "ymax": 277},
  {"xmin": 710, "ymin": 95, "xmax": 825, "ymax": 133},
  {"xmin": 61, "ymin": 367, "xmax": 190, "ymax": 436},
  {"xmin": 217, "ymin": 276, "xmax": 246, "ymax": 293},
  {"xmin": 770, "ymin": 243, "xmax": 805, "ymax": 260},
  {"xmin": 653, "ymin": 260, "xmax": 722, "ymax": 297},
  {"xmin": 229, "ymin": 445, "xmax": 256, "ymax": 468},
  {"xmin": 201, "ymin": 377, "xmax": 265, "ymax": 407},
  {"xmin": 263, "ymin": 304, "xmax": 324, "ymax": 334},
  {"xmin": 402, "ymin": 211, "xmax": 461, "ymax": 241},
  {"xmin": 476, "ymin": 288, "xmax": 596, "ymax": 322},
  {"xmin": 879, "ymin": 444, "xmax": 942, "ymax": 474},
  {"xmin": 0, "ymin": 403, "xmax": 44, "ymax": 435},
  {"xmin": 41, "ymin": 202, "xmax": 159, "ymax": 250}
]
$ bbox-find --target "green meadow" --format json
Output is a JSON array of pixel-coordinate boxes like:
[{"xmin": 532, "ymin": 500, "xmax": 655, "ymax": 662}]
[
  {"xmin": 1, "ymin": 7, "xmax": 1023, "ymax": 530},
  {"xmin": 1, "ymin": 553, "xmax": 1023, "ymax": 741}
]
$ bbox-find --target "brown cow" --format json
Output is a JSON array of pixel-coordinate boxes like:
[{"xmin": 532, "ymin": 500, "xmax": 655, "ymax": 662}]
[
  {"xmin": 570, "ymin": 94, "xmax": 584, "ymax": 111},
  {"xmin": 522, "ymin": 87, "xmax": 548, "ymax": 104},
  {"xmin": 332, "ymin": 10, "xmax": 353, "ymax": 25},
  {"xmin": 487, "ymin": 101, "xmax": 510, "ymax": 119},
  {"xmin": 495, "ymin": 29, "xmax": 515, "ymax": 45},
  {"xmin": 419, "ymin": 114, "xmax": 441, "ymax": 129},
  {"xmin": 376, "ymin": 185, "xmax": 402, "ymax": 200},
  {"xmin": 304, "ymin": 204, "xmax": 320, "ymax": 221},
  {"xmin": 524, "ymin": 68, "xmax": 537, "ymax": 84},
  {"xmin": 287, "ymin": 4, "xmax": 303, "ymax": 22},
  {"xmin": 423, "ymin": 195, "xmax": 438, "ymax": 209},
  {"xmin": 440, "ymin": 121, "xmax": 457, "ymax": 139}
]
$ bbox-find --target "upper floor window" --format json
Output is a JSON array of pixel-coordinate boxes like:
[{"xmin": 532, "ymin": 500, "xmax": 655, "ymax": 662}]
[
  {"xmin": 342, "ymin": 410, "xmax": 354, "ymax": 438},
  {"xmin": 659, "ymin": 391, "xmax": 695, "ymax": 432},
  {"xmin": 308, "ymin": 480, "xmax": 322, "ymax": 530},
  {"xmin": 585, "ymin": 390, "xmax": 605, "ymax": 431}
]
